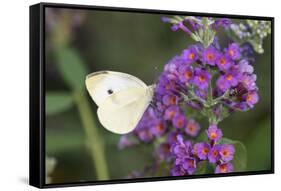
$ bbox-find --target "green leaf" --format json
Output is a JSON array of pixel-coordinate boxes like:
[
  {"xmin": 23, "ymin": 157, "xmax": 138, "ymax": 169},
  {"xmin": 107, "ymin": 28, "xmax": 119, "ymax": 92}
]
[
  {"xmin": 195, "ymin": 161, "xmax": 215, "ymax": 174},
  {"xmin": 195, "ymin": 130, "xmax": 208, "ymax": 142},
  {"xmin": 195, "ymin": 161, "xmax": 207, "ymax": 175},
  {"xmin": 220, "ymin": 138, "xmax": 247, "ymax": 172},
  {"xmin": 57, "ymin": 48, "xmax": 88, "ymax": 90},
  {"xmin": 46, "ymin": 92, "xmax": 74, "ymax": 115}
]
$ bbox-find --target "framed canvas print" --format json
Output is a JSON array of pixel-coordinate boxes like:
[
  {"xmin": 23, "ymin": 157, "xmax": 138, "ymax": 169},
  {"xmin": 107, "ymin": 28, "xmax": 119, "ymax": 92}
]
[{"xmin": 29, "ymin": 2, "xmax": 274, "ymax": 188}]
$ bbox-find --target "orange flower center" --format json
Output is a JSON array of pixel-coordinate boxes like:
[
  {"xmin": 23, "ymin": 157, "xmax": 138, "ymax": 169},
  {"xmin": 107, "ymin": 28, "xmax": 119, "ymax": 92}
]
[
  {"xmin": 188, "ymin": 159, "xmax": 194, "ymax": 166},
  {"xmin": 228, "ymin": 49, "xmax": 234, "ymax": 56},
  {"xmin": 207, "ymin": 53, "xmax": 214, "ymax": 60},
  {"xmin": 185, "ymin": 71, "xmax": 192, "ymax": 80},
  {"xmin": 156, "ymin": 123, "xmax": 164, "ymax": 132},
  {"xmin": 246, "ymin": 94, "xmax": 252, "ymax": 102},
  {"xmin": 203, "ymin": 147, "xmax": 209, "ymax": 154},
  {"xmin": 169, "ymin": 96, "xmax": 177, "ymax": 105},
  {"xmin": 188, "ymin": 124, "xmax": 194, "ymax": 132},
  {"xmin": 167, "ymin": 111, "xmax": 176, "ymax": 119},
  {"xmin": 219, "ymin": 58, "xmax": 226, "ymax": 65},
  {"xmin": 199, "ymin": 75, "xmax": 206, "ymax": 82},
  {"xmin": 210, "ymin": 132, "xmax": 217, "ymax": 139},
  {"xmin": 220, "ymin": 164, "xmax": 227, "ymax": 173},
  {"xmin": 177, "ymin": 119, "xmax": 184, "ymax": 127},
  {"xmin": 222, "ymin": 150, "xmax": 229, "ymax": 156},
  {"xmin": 226, "ymin": 74, "xmax": 233, "ymax": 81},
  {"xmin": 188, "ymin": 53, "xmax": 195, "ymax": 60},
  {"xmin": 212, "ymin": 150, "xmax": 218, "ymax": 157}
]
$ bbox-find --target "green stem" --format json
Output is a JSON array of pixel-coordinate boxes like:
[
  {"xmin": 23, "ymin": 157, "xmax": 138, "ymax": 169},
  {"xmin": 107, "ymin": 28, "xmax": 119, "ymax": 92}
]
[
  {"xmin": 202, "ymin": 17, "xmax": 210, "ymax": 48},
  {"xmin": 207, "ymin": 72, "xmax": 213, "ymax": 105},
  {"xmin": 51, "ymin": 13, "xmax": 109, "ymax": 180},
  {"xmin": 184, "ymin": 91, "xmax": 206, "ymax": 104},
  {"xmin": 73, "ymin": 91, "xmax": 109, "ymax": 180},
  {"xmin": 213, "ymin": 90, "xmax": 230, "ymax": 104}
]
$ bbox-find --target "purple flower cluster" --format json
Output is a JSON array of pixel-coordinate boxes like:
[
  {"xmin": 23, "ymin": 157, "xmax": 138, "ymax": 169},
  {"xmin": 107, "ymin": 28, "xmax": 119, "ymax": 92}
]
[
  {"xmin": 133, "ymin": 107, "xmax": 166, "ymax": 142},
  {"xmin": 162, "ymin": 16, "xmax": 231, "ymax": 36},
  {"xmin": 120, "ymin": 41, "xmax": 258, "ymax": 176},
  {"xmin": 214, "ymin": 43, "xmax": 259, "ymax": 110},
  {"xmin": 170, "ymin": 125, "xmax": 235, "ymax": 175},
  {"xmin": 155, "ymin": 42, "xmax": 259, "ymax": 117},
  {"xmin": 152, "ymin": 51, "xmax": 204, "ymax": 136},
  {"xmin": 119, "ymin": 16, "xmax": 259, "ymax": 177},
  {"xmin": 132, "ymin": 47, "xmax": 204, "ymax": 143}
]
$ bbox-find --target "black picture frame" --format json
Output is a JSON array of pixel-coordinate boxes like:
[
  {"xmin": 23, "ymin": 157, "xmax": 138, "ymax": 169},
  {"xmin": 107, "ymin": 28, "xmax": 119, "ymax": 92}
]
[{"xmin": 29, "ymin": 2, "xmax": 275, "ymax": 189}]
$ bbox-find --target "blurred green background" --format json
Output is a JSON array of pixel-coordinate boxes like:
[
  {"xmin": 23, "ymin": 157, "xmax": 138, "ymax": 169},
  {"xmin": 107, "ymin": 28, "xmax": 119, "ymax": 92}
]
[{"xmin": 45, "ymin": 7, "xmax": 272, "ymax": 184}]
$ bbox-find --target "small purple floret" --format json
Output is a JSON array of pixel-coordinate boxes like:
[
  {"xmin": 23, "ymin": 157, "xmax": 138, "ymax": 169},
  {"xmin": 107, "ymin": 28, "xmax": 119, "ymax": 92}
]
[
  {"xmin": 172, "ymin": 113, "xmax": 187, "ymax": 129},
  {"xmin": 203, "ymin": 46, "xmax": 219, "ymax": 66},
  {"xmin": 185, "ymin": 119, "xmax": 201, "ymax": 137},
  {"xmin": 193, "ymin": 142, "xmax": 210, "ymax": 160},
  {"xmin": 193, "ymin": 68, "xmax": 211, "ymax": 89},
  {"xmin": 219, "ymin": 144, "xmax": 235, "ymax": 162},
  {"xmin": 215, "ymin": 163, "xmax": 234, "ymax": 173},
  {"xmin": 226, "ymin": 43, "xmax": 240, "ymax": 60},
  {"xmin": 206, "ymin": 124, "xmax": 223, "ymax": 142},
  {"xmin": 208, "ymin": 144, "xmax": 221, "ymax": 163}
]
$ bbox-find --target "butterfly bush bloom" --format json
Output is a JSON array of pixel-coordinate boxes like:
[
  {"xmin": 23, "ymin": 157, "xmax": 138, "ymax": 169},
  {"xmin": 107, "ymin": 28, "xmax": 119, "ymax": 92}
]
[
  {"xmin": 240, "ymin": 74, "xmax": 257, "ymax": 91},
  {"xmin": 216, "ymin": 54, "xmax": 232, "ymax": 71},
  {"xmin": 215, "ymin": 163, "xmax": 234, "ymax": 174},
  {"xmin": 167, "ymin": 131, "xmax": 181, "ymax": 144},
  {"xmin": 172, "ymin": 113, "xmax": 187, "ymax": 129},
  {"xmin": 182, "ymin": 46, "xmax": 199, "ymax": 64},
  {"xmin": 171, "ymin": 165, "xmax": 186, "ymax": 176},
  {"xmin": 212, "ymin": 18, "xmax": 232, "ymax": 29},
  {"xmin": 170, "ymin": 124, "xmax": 235, "ymax": 175},
  {"xmin": 219, "ymin": 144, "xmax": 235, "ymax": 162},
  {"xmin": 226, "ymin": 43, "xmax": 241, "ymax": 60},
  {"xmin": 185, "ymin": 119, "xmax": 201, "ymax": 137},
  {"xmin": 163, "ymin": 94, "xmax": 179, "ymax": 106},
  {"xmin": 151, "ymin": 119, "xmax": 167, "ymax": 137},
  {"xmin": 245, "ymin": 91, "xmax": 259, "ymax": 108},
  {"xmin": 203, "ymin": 46, "xmax": 219, "ymax": 66},
  {"xmin": 128, "ymin": 38, "xmax": 258, "ymax": 174},
  {"xmin": 179, "ymin": 65, "xmax": 193, "ymax": 83},
  {"xmin": 164, "ymin": 106, "xmax": 180, "ymax": 121},
  {"xmin": 182, "ymin": 157, "xmax": 197, "ymax": 174},
  {"xmin": 193, "ymin": 68, "xmax": 211, "ymax": 89},
  {"xmin": 162, "ymin": 16, "xmax": 231, "ymax": 40},
  {"xmin": 133, "ymin": 107, "xmax": 158, "ymax": 142},
  {"xmin": 216, "ymin": 72, "xmax": 239, "ymax": 92},
  {"xmin": 193, "ymin": 142, "xmax": 210, "ymax": 160},
  {"xmin": 120, "ymin": 16, "xmax": 261, "ymax": 177},
  {"xmin": 238, "ymin": 59, "xmax": 253, "ymax": 74},
  {"xmin": 208, "ymin": 145, "xmax": 221, "ymax": 163},
  {"xmin": 206, "ymin": 124, "xmax": 223, "ymax": 142}
]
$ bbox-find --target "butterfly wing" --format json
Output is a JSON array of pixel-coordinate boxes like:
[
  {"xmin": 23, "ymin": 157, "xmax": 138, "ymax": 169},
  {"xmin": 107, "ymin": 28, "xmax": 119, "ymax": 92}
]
[
  {"xmin": 85, "ymin": 70, "xmax": 154, "ymax": 134},
  {"xmin": 97, "ymin": 86, "xmax": 153, "ymax": 134},
  {"xmin": 85, "ymin": 71, "xmax": 147, "ymax": 107}
]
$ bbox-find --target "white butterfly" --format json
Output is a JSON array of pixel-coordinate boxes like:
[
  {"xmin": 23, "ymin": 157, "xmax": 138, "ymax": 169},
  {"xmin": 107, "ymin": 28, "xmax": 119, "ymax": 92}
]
[{"xmin": 85, "ymin": 71, "xmax": 154, "ymax": 134}]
